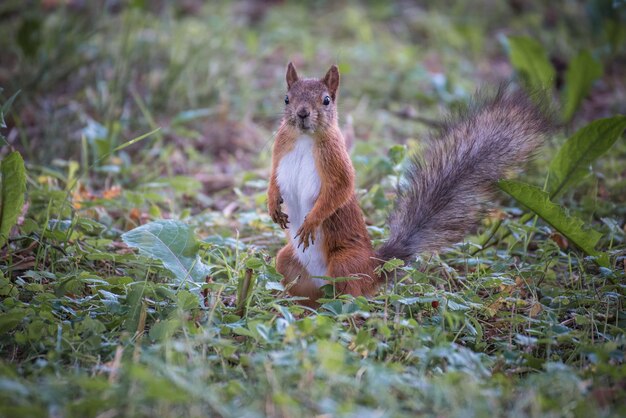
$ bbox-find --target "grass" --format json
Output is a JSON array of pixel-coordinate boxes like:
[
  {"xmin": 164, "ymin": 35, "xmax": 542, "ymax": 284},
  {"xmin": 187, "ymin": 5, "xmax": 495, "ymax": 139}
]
[{"xmin": 1, "ymin": 1, "xmax": 625, "ymax": 417}]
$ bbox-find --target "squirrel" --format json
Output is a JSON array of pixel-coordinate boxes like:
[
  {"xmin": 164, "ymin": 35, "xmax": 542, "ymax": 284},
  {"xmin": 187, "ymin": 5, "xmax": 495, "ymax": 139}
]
[{"xmin": 268, "ymin": 62, "xmax": 548, "ymax": 306}]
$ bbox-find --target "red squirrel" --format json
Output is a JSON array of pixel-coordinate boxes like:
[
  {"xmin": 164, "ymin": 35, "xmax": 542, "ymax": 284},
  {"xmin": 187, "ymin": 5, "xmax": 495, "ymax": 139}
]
[{"xmin": 268, "ymin": 62, "xmax": 548, "ymax": 305}]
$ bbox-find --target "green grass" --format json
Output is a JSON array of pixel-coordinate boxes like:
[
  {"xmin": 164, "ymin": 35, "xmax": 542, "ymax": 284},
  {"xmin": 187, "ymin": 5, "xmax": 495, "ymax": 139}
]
[{"xmin": 1, "ymin": 1, "xmax": 625, "ymax": 417}]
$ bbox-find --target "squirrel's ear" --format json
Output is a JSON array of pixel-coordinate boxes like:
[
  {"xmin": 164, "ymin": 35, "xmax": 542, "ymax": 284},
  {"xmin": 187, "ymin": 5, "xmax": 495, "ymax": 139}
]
[
  {"xmin": 322, "ymin": 65, "xmax": 340, "ymax": 101},
  {"xmin": 286, "ymin": 62, "xmax": 299, "ymax": 89}
]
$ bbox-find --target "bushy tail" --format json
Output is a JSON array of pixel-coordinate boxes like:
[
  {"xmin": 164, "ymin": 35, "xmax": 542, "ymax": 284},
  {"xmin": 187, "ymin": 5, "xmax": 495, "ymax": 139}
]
[{"xmin": 376, "ymin": 87, "xmax": 550, "ymax": 263}]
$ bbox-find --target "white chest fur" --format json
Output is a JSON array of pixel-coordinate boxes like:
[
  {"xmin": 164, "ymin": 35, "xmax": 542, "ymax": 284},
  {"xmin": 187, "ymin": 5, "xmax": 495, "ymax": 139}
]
[{"xmin": 276, "ymin": 135, "xmax": 328, "ymax": 280}]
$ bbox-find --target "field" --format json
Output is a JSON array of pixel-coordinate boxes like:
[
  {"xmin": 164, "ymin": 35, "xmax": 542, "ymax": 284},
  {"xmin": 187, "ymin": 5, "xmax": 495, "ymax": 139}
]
[{"xmin": 1, "ymin": 1, "xmax": 625, "ymax": 417}]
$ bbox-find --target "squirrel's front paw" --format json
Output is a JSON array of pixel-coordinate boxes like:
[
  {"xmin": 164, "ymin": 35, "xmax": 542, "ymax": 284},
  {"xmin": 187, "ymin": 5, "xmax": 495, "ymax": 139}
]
[
  {"xmin": 295, "ymin": 221, "xmax": 316, "ymax": 251},
  {"xmin": 269, "ymin": 197, "xmax": 289, "ymax": 229},
  {"xmin": 270, "ymin": 208, "xmax": 289, "ymax": 229}
]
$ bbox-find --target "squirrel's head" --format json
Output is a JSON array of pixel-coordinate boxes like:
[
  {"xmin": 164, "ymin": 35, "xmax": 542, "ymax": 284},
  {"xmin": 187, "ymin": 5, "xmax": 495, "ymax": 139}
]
[{"xmin": 283, "ymin": 62, "xmax": 339, "ymax": 133}]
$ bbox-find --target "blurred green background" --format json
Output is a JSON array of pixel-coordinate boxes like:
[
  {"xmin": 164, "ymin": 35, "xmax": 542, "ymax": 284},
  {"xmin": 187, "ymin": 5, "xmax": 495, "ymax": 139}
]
[{"xmin": 2, "ymin": 1, "xmax": 624, "ymax": 199}]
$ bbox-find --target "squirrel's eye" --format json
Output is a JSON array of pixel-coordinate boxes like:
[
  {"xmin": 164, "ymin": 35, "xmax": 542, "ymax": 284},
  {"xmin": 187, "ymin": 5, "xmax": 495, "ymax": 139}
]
[
  {"xmin": 284, "ymin": 95, "xmax": 289, "ymax": 105},
  {"xmin": 323, "ymin": 96, "xmax": 331, "ymax": 106}
]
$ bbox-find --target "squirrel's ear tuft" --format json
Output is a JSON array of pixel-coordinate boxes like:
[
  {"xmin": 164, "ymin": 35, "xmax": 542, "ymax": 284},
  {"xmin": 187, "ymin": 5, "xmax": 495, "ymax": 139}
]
[
  {"xmin": 286, "ymin": 62, "xmax": 299, "ymax": 89},
  {"xmin": 322, "ymin": 65, "xmax": 340, "ymax": 101}
]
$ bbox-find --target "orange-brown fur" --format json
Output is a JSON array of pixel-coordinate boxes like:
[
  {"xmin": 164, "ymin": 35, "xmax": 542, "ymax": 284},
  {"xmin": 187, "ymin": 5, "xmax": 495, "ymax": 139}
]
[{"xmin": 269, "ymin": 63, "xmax": 379, "ymax": 304}]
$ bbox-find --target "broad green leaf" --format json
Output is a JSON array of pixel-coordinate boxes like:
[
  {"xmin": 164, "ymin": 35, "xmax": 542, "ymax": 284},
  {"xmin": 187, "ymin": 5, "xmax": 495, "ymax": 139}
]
[
  {"xmin": 0, "ymin": 152, "xmax": 26, "ymax": 247},
  {"xmin": 381, "ymin": 258, "xmax": 404, "ymax": 272},
  {"xmin": 548, "ymin": 116, "xmax": 626, "ymax": 197},
  {"xmin": 507, "ymin": 36, "xmax": 555, "ymax": 91},
  {"xmin": 149, "ymin": 319, "xmax": 181, "ymax": 341},
  {"xmin": 562, "ymin": 51, "xmax": 603, "ymax": 122},
  {"xmin": 388, "ymin": 144, "xmax": 407, "ymax": 165},
  {"xmin": 121, "ymin": 220, "xmax": 211, "ymax": 286},
  {"xmin": 499, "ymin": 180, "xmax": 602, "ymax": 258},
  {"xmin": 0, "ymin": 311, "xmax": 25, "ymax": 333},
  {"xmin": 245, "ymin": 257, "xmax": 264, "ymax": 270},
  {"xmin": 123, "ymin": 282, "xmax": 148, "ymax": 332},
  {"xmin": 177, "ymin": 290, "xmax": 199, "ymax": 311},
  {"xmin": 447, "ymin": 300, "xmax": 470, "ymax": 311}
]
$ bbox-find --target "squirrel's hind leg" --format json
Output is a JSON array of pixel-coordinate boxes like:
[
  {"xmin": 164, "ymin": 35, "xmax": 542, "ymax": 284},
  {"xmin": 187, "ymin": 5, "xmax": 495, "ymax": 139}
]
[
  {"xmin": 276, "ymin": 244, "xmax": 324, "ymax": 306},
  {"xmin": 326, "ymin": 250, "xmax": 379, "ymax": 298}
]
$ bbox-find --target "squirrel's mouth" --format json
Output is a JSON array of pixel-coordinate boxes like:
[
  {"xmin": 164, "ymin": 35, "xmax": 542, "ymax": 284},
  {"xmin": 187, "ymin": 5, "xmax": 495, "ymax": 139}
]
[{"xmin": 297, "ymin": 119, "xmax": 313, "ymax": 131}]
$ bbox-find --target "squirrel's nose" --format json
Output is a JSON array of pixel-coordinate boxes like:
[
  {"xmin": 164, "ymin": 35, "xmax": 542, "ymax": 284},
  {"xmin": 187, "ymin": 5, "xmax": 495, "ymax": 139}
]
[{"xmin": 297, "ymin": 108, "xmax": 310, "ymax": 119}]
